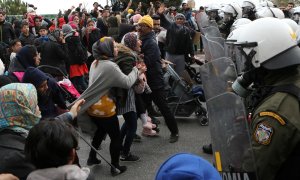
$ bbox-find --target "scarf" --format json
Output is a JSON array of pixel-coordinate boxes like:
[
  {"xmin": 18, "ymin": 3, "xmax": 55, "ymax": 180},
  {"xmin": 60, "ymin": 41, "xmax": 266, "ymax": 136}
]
[
  {"xmin": 0, "ymin": 83, "xmax": 41, "ymax": 136},
  {"xmin": 92, "ymin": 37, "xmax": 114, "ymax": 60}
]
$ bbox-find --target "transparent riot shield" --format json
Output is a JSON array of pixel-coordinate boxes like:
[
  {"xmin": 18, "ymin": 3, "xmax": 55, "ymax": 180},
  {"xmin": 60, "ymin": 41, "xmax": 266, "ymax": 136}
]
[
  {"xmin": 206, "ymin": 36, "xmax": 225, "ymax": 60},
  {"xmin": 234, "ymin": 45, "xmax": 247, "ymax": 75},
  {"xmin": 202, "ymin": 26, "xmax": 222, "ymax": 38},
  {"xmin": 201, "ymin": 35, "xmax": 212, "ymax": 62},
  {"xmin": 198, "ymin": 12, "xmax": 209, "ymax": 30},
  {"xmin": 199, "ymin": 58, "xmax": 237, "ymax": 100},
  {"xmin": 225, "ymin": 41, "xmax": 247, "ymax": 75},
  {"xmin": 207, "ymin": 92, "xmax": 257, "ymax": 179}
]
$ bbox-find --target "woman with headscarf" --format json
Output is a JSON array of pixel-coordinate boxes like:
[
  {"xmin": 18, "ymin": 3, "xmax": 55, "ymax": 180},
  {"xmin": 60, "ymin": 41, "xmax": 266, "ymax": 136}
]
[
  {"xmin": 70, "ymin": 37, "xmax": 145, "ymax": 176},
  {"xmin": 62, "ymin": 24, "xmax": 88, "ymax": 93},
  {"xmin": 39, "ymin": 29, "xmax": 69, "ymax": 74},
  {"xmin": 8, "ymin": 45, "xmax": 40, "ymax": 82},
  {"xmin": 22, "ymin": 67, "xmax": 67, "ymax": 119},
  {"xmin": 115, "ymin": 32, "xmax": 157, "ymax": 163},
  {"xmin": 0, "ymin": 83, "xmax": 39, "ymax": 179},
  {"xmin": 0, "ymin": 83, "xmax": 85, "ymax": 179}
]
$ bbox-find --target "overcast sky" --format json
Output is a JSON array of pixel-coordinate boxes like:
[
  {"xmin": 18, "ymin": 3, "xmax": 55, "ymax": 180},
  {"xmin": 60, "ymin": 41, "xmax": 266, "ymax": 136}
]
[{"xmin": 24, "ymin": 0, "xmax": 202, "ymax": 14}]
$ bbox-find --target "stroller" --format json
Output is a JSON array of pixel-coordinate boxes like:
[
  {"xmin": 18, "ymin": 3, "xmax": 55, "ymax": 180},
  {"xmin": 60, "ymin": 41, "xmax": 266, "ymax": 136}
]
[
  {"xmin": 37, "ymin": 65, "xmax": 80, "ymax": 105},
  {"xmin": 161, "ymin": 64, "xmax": 208, "ymax": 125}
]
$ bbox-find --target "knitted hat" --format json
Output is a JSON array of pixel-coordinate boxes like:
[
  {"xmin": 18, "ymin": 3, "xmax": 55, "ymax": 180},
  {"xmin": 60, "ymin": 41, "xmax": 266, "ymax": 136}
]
[
  {"xmin": 68, "ymin": 21, "xmax": 78, "ymax": 30},
  {"xmin": 62, "ymin": 24, "xmax": 74, "ymax": 35},
  {"xmin": 132, "ymin": 14, "xmax": 142, "ymax": 24},
  {"xmin": 123, "ymin": 32, "xmax": 138, "ymax": 50},
  {"xmin": 128, "ymin": 9, "xmax": 134, "ymax": 14},
  {"xmin": 155, "ymin": 153, "xmax": 221, "ymax": 180},
  {"xmin": 39, "ymin": 25, "xmax": 48, "ymax": 31},
  {"xmin": 138, "ymin": 15, "xmax": 153, "ymax": 28},
  {"xmin": 175, "ymin": 13, "xmax": 186, "ymax": 20}
]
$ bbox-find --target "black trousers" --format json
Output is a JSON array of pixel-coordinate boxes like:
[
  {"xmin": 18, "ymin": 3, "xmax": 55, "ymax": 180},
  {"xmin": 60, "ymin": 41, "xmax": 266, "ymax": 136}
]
[
  {"xmin": 90, "ymin": 115, "xmax": 121, "ymax": 166},
  {"xmin": 143, "ymin": 87, "xmax": 179, "ymax": 135}
]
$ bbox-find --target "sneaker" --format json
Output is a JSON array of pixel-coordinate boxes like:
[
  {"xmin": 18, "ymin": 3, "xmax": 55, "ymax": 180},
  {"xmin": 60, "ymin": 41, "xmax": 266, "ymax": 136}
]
[
  {"xmin": 133, "ymin": 134, "xmax": 142, "ymax": 142},
  {"xmin": 87, "ymin": 157, "xmax": 101, "ymax": 166},
  {"xmin": 169, "ymin": 134, "xmax": 179, "ymax": 143},
  {"xmin": 202, "ymin": 143, "xmax": 213, "ymax": 154},
  {"xmin": 142, "ymin": 128, "xmax": 158, "ymax": 136},
  {"xmin": 111, "ymin": 165, "xmax": 127, "ymax": 176},
  {"xmin": 120, "ymin": 152, "xmax": 140, "ymax": 162}
]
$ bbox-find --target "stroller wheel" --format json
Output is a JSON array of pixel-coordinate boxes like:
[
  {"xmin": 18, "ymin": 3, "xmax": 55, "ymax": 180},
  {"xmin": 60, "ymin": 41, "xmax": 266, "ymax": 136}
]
[{"xmin": 199, "ymin": 116, "xmax": 209, "ymax": 126}]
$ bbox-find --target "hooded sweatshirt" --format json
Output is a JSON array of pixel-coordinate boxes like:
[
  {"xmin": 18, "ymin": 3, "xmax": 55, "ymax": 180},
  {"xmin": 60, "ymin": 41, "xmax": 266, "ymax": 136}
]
[
  {"xmin": 22, "ymin": 67, "xmax": 67, "ymax": 119},
  {"xmin": 8, "ymin": 45, "xmax": 38, "ymax": 82}
]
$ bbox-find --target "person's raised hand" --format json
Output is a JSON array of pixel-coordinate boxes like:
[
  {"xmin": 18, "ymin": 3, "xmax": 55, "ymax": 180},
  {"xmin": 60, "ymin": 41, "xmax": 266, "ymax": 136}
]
[
  {"xmin": 70, "ymin": 99, "xmax": 85, "ymax": 118},
  {"xmin": 157, "ymin": 3, "xmax": 165, "ymax": 14}
]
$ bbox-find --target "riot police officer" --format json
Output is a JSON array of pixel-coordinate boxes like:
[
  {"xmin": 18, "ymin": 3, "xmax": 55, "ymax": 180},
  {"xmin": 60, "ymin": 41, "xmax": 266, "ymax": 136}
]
[
  {"xmin": 219, "ymin": 2, "xmax": 242, "ymax": 38},
  {"xmin": 241, "ymin": 0, "xmax": 257, "ymax": 20},
  {"xmin": 232, "ymin": 17, "xmax": 300, "ymax": 180}
]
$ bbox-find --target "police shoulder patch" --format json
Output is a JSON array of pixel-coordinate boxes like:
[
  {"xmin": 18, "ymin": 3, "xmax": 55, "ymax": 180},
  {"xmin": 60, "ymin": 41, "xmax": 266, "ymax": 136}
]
[
  {"xmin": 259, "ymin": 111, "xmax": 286, "ymax": 125},
  {"xmin": 254, "ymin": 122, "xmax": 274, "ymax": 145}
]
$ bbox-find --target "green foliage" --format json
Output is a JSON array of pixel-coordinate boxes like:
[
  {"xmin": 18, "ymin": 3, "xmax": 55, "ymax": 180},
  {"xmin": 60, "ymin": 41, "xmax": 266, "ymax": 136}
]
[{"xmin": 0, "ymin": 0, "xmax": 27, "ymax": 15}]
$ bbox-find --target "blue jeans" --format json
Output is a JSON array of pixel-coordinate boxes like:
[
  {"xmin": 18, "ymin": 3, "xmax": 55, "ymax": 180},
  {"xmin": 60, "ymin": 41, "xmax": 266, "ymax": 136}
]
[{"xmin": 120, "ymin": 111, "xmax": 138, "ymax": 155}]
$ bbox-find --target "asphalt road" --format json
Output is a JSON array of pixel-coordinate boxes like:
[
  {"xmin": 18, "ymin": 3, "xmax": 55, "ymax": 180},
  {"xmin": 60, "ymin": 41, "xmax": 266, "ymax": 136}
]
[
  {"xmin": 77, "ymin": 114, "xmax": 213, "ymax": 180},
  {"xmin": 77, "ymin": 53, "xmax": 213, "ymax": 179}
]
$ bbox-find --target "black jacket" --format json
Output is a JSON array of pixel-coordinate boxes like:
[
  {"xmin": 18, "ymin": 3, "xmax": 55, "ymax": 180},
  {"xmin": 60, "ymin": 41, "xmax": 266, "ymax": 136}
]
[
  {"xmin": 96, "ymin": 17, "xmax": 109, "ymax": 37},
  {"xmin": 0, "ymin": 20, "xmax": 16, "ymax": 45},
  {"xmin": 82, "ymin": 28, "xmax": 101, "ymax": 54},
  {"xmin": 40, "ymin": 41, "xmax": 69, "ymax": 73},
  {"xmin": 65, "ymin": 33, "xmax": 88, "ymax": 65},
  {"xmin": 19, "ymin": 33, "xmax": 35, "ymax": 46},
  {"xmin": 0, "ymin": 130, "xmax": 35, "ymax": 180},
  {"xmin": 160, "ymin": 13, "xmax": 194, "ymax": 56},
  {"xmin": 140, "ymin": 31, "xmax": 164, "ymax": 90}
]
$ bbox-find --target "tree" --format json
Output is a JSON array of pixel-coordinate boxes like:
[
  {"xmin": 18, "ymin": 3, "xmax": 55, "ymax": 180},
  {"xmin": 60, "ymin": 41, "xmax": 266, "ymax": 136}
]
[{"xmin": 0, "ymin": 0, "xmax": 27, "ymax": 15}]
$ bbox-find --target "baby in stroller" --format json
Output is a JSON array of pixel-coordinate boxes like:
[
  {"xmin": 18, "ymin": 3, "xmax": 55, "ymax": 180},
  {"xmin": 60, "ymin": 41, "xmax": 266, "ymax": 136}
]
[{"xmin": 161, "ymin": 60, "xmax": 208, "ymax": 125}]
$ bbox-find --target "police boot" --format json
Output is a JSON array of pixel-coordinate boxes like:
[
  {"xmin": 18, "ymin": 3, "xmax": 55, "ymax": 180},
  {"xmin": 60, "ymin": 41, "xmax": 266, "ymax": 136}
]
[{"xmin": 202, "ymin": 143, "xmax": 213, "ymax": 154}]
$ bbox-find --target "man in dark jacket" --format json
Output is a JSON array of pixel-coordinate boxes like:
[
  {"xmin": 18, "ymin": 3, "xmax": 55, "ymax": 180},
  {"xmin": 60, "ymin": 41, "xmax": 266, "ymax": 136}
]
[
  {"xmin": 19, "ymin": 22, "xmax": 35, "ymax": 46},
  {"xmin": 158, "ymin": 7, "xmax": 194, "ymax": 76},
  {"xmin": 138, "ymin": 15, "xmax": 179, "ymax": 143},
  {"xmin": 97, "ymin": 9, "xmax": 110, "ymax": 37},
  {"xmin": 0, "ymin": 10, "xmax": 16, "ymax": 46}
]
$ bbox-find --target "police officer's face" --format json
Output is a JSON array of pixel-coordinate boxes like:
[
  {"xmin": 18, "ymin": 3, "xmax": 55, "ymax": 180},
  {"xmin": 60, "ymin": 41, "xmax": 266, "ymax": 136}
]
[
  {"xmin": 207, "ymin": 10, "xmax": 218, "ymax": 20},
  {"xmin": 293, "ymin": 13, "xmax": 300, "ymax": 23},
  {"xmin": 223, "ymin": 13, "xmax": 234, "ymax": 23}
]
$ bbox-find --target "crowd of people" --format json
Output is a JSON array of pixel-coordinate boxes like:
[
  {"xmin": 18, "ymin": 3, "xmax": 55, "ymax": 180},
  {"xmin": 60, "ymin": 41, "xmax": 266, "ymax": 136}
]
[
  {"xmin": 0, "ymin": 0, "xmax": 205, "ymax": 179},
  {"xmin": 1, "ymin": 0, "xmax": 300, "ymax": 179}
]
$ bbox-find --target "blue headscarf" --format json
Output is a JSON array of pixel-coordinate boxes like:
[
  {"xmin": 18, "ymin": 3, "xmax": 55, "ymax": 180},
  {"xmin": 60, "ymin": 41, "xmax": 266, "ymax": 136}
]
[{"xmin": 16, "ymin": 45, "xmax": 38, "ymax": 69}]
